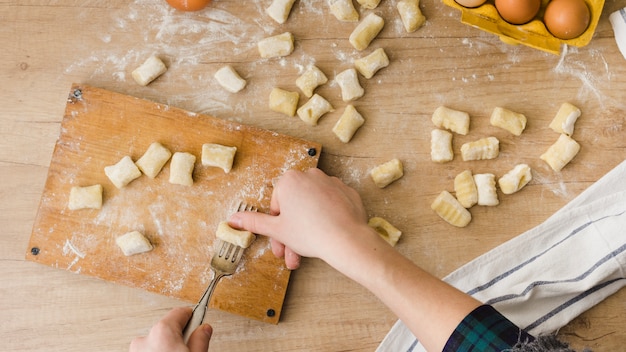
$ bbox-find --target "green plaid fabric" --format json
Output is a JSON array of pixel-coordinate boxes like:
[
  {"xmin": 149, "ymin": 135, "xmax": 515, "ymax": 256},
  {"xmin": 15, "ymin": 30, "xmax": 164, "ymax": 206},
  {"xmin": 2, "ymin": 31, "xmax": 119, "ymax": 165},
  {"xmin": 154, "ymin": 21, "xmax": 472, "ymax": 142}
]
[{"xmin": 443, "ymin": 305, "xmax": 534, "ymax": 351}]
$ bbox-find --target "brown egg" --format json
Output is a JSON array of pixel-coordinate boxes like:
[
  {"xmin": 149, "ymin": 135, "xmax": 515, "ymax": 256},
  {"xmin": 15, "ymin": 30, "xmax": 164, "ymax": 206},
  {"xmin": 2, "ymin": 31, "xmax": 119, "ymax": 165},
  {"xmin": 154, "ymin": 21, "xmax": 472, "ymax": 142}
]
[
  {"xmin": 455, "ymin": 0, "xmax": 487, "ymax": 8},
  {"xmin": 495, "ymin": 0, "xmax": 541, "ymax": 24},
  {"xmin": 543, "ymin": 0, "xmax": 591, "ymax": 40}
]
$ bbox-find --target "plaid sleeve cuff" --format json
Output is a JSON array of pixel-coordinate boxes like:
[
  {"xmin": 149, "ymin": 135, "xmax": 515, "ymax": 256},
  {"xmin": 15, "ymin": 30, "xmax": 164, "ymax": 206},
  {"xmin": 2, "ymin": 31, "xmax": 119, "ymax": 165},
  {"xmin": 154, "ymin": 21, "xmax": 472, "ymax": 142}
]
[{"xmin": 443, "ymin": 305, "xmax": 535, "ymax": 352}]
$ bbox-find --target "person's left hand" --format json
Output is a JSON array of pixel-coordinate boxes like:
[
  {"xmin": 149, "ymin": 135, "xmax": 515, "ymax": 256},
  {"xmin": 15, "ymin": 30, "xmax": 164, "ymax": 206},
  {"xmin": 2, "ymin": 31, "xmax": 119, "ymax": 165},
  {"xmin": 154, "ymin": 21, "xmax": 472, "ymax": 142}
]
[{"xmin": 130, "ymin": 307, "xmax": 212, "ymax": 352}]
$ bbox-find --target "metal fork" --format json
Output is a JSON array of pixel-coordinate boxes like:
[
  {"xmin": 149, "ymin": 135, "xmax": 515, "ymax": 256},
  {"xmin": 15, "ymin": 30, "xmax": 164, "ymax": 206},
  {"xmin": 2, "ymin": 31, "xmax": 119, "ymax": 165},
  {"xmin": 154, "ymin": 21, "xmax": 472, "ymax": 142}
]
[{"xmin": 182, "ymin": 203, "xmax": 256, "ymax": 342}]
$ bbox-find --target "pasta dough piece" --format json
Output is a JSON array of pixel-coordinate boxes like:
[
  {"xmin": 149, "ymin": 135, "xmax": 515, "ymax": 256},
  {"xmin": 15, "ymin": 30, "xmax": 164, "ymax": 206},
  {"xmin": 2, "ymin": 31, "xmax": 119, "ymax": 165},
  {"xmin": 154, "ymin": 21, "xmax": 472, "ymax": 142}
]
[
  {"xmin": 431, "ymin": 106, "xmax": 470, "ymax": 135},
  {"xmin": 105, "ymin": 156, "xmax": 142, "ymax": 189},
  {"xmin": 354, "ymin": 48, "xmax": 389, "ymax": 79},
  {"xmin": 296, "ymin": 66, "xmax": 328, "ymax": 98},
  {"xmin": 474, "ymin": 173, "xmax": 499, "ymax": 206},
  {"xmin": 258, "ymin": 32, "xmax": 294, "ymax": 58},
  {"xmin": 132, "ymin": 56, "xmax": 167, "ymax": 86},
  {"xmin": 397, "ymin": 0, "xmax": 426, "ymax": 33},
  {"xmin": 430, "ymin": 129, "xmax": 454, "ymax": 163},
  {"xmin": 431, "ymin": 191, "xmax": 472, "ymax": 228},
  {"xmin": 68, "ymin": 184, "xmax": 103, "ymax": 210},
  {"xmin": 356, "ymin": 0, "xmax": 381, "ymax": 9},
  {"xmin": 116, "ymin": 231, "xmax": 153, "ymax": 256},
  {"xmin": 335, "ymin": 68, "xmax": 364, "ymax": 101},
  {"xmin": 329, "ymin": 0, "xmax": 359, "ymax": 22},
  {"xmin": 549, "ymin": 102, "xmax": 581, "ymax": 136},
  {"xmin": 169, "ymin": 152, "xmax": 196, "ymax": 186},
  {"xmin": 216, "ymin": 221, "xmax": 256, "ymax": 248},
  {"xmin": 370, "ymin": 158, "xmax": 403, "ymax": 188},
  {"xmin": 201, "ymin": 143, "xmax": 237, "ymax": 173},
  {"xmin": 297, "ymin": 94, "xmax": 334, "ymax": 126},
  {"xmin": 349, "ymin": 13, "xmax": 385, "ymax": 51},
  {"xmin": 269, "ymin": 87, "xmax": 300, "ymax": 117},
  {"xmin": 266, "ymin": 0, "xmax": 296, "ymax": 24},
  {"xmin": 368, "ymin": 217, "xmax": 402, "ymax": 246},
  {"xmin": 540, "ymin": 134, "xmax": 580, "ymax": 171},
  {"xmin": 461, "ymin": 137, "xmax": 500, "ymax": 161},
  {"xmin": 498, "ymin": 164, "xmax": 532, "ymax": 195},
  {"xmin": 135, "ymin": 142, "xmax": 172, "ymax": 179},
  {"xmin": 214, "ymin": 65, "xmax": 247, "ymax": 93},
  {"xmin": 454, "ymin": 170, "xmax": 478, "ymax": 208},
  {"xmin": 333, "ymin": 105, "xmax": 365, "ymax": 143},
  {"xmin": 490, "ymin": 107, "xmax": 527, "ymax": 136}
]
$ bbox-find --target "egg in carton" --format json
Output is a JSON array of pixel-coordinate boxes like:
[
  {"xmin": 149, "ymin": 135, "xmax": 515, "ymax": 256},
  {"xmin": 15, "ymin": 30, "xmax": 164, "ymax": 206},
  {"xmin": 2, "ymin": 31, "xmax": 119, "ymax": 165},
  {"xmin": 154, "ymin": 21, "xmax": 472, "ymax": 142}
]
[{"xmin": 442, "ymin": 0, "xmax": 605, "ymax": 55}]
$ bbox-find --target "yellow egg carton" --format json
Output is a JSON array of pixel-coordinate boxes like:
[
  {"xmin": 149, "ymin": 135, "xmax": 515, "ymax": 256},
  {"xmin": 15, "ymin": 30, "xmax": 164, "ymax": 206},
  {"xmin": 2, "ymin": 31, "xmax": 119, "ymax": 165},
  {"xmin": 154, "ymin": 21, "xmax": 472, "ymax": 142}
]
[{"xmin": 442, "ymin": 0, "xmax": 604, "ymax": 55}]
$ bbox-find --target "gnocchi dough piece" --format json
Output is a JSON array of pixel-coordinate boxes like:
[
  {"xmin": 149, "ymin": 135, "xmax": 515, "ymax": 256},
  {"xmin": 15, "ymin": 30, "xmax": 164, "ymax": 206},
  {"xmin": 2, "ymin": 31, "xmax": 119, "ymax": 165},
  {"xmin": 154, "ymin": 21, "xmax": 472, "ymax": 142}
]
[
  {"xmin": 266, "ymin": 0, "xmax": 296, "ymax": 24},
  {"xmin": 349, "ymin": 13, "xmax": 385, "ymax": 51},
  {"xmin": 269, "ymin": 87, "xmax": 300, "ymax": 117},
  {"xmin": 297, "ymin": 94, "xmax": 334, "ymax": 126},
  {"xmin": 370, "ymin": 158, "xmax": 403, "ymax": 188},
  {"xmin": 116, "ymin": 231, "xmax": 153, "ymax": 256},
  {"xmin": 68, "ymin": 184, "xmax": 103, "ymax": 210},
  {"xmin": 132, "ymin": 56, "xmax": 167, "ymax": 86},
  {"xmin": 296, "ymin": 66, "xmax": 328, "ymax": 98},
  {"xmin": 329, "ymin": 0, "xmax": 359, "ymax": 22},
  {"xmin": 258, "ymin": 32, "xmax": 295, "ymax": 58},
  {"xmin": 431, "ymin": 106, "xmax": 470, "ymax": 135},
  {"xmin": 397, "ymin": 0, "xmax": 426, "ymax": 33},
  {"xmin": 490, "ymin": 107, "xmax": 527, "ymax": 136},
  {"xmin": 356, "ymin": 0, "xmax": 381, "ymax": 9},
  {"xmin": 333, "ymin": 105, "xmax": 365, "ymax": 143},
  {"xmin": 498, "ymin": 164, "xmax": 532, "ymax": 195},
  {"xmin": 135, "ymin": 142, "xmax": 172, "ymax": 179},
  {"xmin": 214, "ymin": 65, "xmax": 247, "ymax": 93},
  {"xmin": 169, "ymin": 152, "xmax": 196, "ymax": 186},
  {"xmin": 216, "ymin": 221, "xmax": 256, "ymax": 248},
  {"xmin": 540, "ymin": 134, "xmax": 580, "ymax": 171},
  {"xmin": 461, "ymin": 137, "xmax": 500, "ymax": 161},
  {"xmin": 368, "ymin": 217, "xmax": 402, "ymax": 246},
  {"xmin": 202, "ymin": 143, "xmax": 237, "ymax": 173},
  {"xmin": 431, "ymin": 191, "xmax": 472, "ymax": 228},
  {"xmin": 454, "ymin": 170, "xmax": 478, "ymax": 208},
  {"xmin": 474, "ymin": 173, "xmax": 499, "ymax": 206},
  {"xmin": 430, "ymin": 129, "xmax": 454, "ymax": 163},
  {"xmin": 354, "ymin": 48, "xmax": 389, "ymax": 79},
  {"xmin": 335, "ymin": 68, "xmax": 364, "ymax": 101},
  {"xmin": 549, "ymin": 102, "xmax": 581, "ymax": 136},
  {"xmin": 105, "ymin": 156, "xmax": 142, "ymax": 189}
]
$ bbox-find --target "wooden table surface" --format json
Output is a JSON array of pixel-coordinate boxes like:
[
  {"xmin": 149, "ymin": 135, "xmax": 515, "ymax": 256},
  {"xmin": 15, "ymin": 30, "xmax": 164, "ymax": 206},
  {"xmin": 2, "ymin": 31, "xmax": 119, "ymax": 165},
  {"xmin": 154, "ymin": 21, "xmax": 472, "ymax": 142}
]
[{"xmin": 2, "ymin": 0, "xmax": 625, "ymax": 351}]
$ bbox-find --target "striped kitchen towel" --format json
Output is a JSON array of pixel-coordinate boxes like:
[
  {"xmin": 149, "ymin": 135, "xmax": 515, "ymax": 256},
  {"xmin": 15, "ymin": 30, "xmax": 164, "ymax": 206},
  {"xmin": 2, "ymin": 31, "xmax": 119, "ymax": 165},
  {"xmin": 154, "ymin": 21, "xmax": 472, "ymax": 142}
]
[
  {"xmin": 610, "ymin": 7, "xmax": 626, "ymax": 61},
  {"xmin": 377, "ymin": 160, "xmax": 626, "ymax": 352}
]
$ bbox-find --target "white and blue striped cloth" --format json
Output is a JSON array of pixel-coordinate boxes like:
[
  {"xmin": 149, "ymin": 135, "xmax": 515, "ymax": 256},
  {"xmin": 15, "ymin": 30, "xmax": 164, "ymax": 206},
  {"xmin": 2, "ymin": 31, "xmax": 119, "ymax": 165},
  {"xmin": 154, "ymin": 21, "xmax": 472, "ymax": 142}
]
[
  {"xmin": 610, "ymin": 7, "xmax": 626, "ymax": 61},
  {"xmin": 377, "ymin": 160, "xmax": 626, "ymax": 352}
]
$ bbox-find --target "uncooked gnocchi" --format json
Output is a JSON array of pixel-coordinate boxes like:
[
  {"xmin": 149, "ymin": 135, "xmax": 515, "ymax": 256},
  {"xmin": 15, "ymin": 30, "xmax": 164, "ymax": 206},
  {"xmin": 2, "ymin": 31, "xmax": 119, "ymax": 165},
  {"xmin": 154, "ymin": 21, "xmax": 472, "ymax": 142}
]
[
  {"xmin": 266, "ymin": 0, "xmax": 296, "ymax": 24},
  {"xmin": 432, "ymin": 106, "xmax": 470, "ymax": 135},
  {"xmin": 169, "ymin": 152, "xmax": 196, "ymax": 186},
  {"xmin": 296, "ymin": 66, "xmax": 328, "ymax": 98},
  {"xmin": 258, "ymin": 32, "xmax": 295, "ymax": 58},
  {"xmin": 329, "ymin": 0, "xmax": 359, "ymax": 22},
  {"xmin": 549, "ymin": 102, "xmax": 581, "ymax": 136},
  {"xmin": 354, "ymin": 48, "xmax": 389, "ymax": 79},
  {"xmin": 335, "ymin": 68, "xmax": 364, "ymax": 102},
  {"xmin": 357, "ymin": 0, "xmax": 381, "ymax": 9},
  {"xmin": 116, "ymin": 231, "xmax": 153, "ymax": 256},
  {"xmin": 474, "ymin": 173, "xmax": 499, "ymax": 206},
  {"xmin": 368, "ymin": 217, "xmax": 402, "ymax": 246},
  {"xmin": 349, "ymin": 13, "xmax": 385, "ymax": 51},
  {"xmin": 454, "ymin": 170, "xmax": 477, "ymax": 208},
  {"xmin": 68, "ymin": 184, "xmax": 103, "ymax": 210},
  {"xmin": 214, "ymin": 65, "xmax": 247, "ymax": 93},
  {"xmin": 132, "ymin": 56, "xmax": 167, "ymax": 86},
  {"xmin": 431, "ymin": 191, "xmax": 472, "ymax": 228},
  {"xmin": 297, "ymin": 94, "xmax": 334, "ymax": 126},
  {"xmin": 490, "ymin": 107, "xmax": 527, "ymax": 136},
  {"xmin": 332, "ymin": 105, "xmax": 365, "ymax": 143},
  {"xmin": 397, "ymin": 0, "xmax": 426, "ymax": 33},
  {"xmin": 269, "ymin": 87, "xmax": 300, "ymax": 117},
  {"xmin": 135, "ymin": 142, "xmax": 172, "ymax": 179},
  {"xmin": 540, "ymin": 134, "xmax": 580, "ymax": 171},
  {"xmin": 216, "ymin": 221, "xmax": 256, "ymax": 248},
  {"xmin": 201, "ymin": 143, "xmax": 237, "ymax": 173},
  {"xmin": 370, "ymin": 159, "xmax": 403, "ymax": 188},
  {"xmin": 430, "ymin": 129, "xmax": 454, "ymax": 163},
  {"xmin": 105, "ymin": 156, "xmax": 142, "ymax": 189},
  {"xmin": 461, "ymin": 137, "xmax": 500, "ymax": 161},
  {"xmin": 498, "ymin": 164, "xmax": 532, "ymax": 194}
]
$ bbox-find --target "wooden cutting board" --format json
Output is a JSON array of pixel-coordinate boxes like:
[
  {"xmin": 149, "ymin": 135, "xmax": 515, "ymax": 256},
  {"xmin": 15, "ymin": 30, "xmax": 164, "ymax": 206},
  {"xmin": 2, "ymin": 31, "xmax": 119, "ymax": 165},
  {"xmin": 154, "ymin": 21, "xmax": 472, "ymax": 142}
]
[{"xmin": 26, "ymin": 84, "xmax": 321, "ymax": 324}]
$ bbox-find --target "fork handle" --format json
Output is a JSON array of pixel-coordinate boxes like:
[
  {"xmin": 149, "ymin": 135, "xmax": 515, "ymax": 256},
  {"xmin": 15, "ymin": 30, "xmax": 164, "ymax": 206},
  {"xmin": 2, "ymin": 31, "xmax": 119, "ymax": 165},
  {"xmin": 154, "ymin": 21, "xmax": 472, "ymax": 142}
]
[{"xmin": 182, "ymin": 273, "xmax": 224, "ymax": 343}]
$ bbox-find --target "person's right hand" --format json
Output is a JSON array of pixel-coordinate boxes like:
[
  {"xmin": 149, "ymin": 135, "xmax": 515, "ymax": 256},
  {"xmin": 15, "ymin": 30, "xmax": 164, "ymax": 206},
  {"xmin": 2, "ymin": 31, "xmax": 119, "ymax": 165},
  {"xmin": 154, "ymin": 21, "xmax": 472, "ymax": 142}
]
[{"xmin": 229, "ymin": 168, "xmax": 380, "ymax": 270}]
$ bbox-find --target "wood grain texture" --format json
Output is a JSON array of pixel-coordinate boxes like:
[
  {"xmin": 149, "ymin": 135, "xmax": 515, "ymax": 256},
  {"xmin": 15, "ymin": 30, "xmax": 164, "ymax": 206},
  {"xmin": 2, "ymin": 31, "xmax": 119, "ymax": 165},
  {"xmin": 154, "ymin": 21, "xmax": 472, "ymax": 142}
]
[{"xmin": 2, "ymin": 0, "xmax": 626, "ymax": 350}]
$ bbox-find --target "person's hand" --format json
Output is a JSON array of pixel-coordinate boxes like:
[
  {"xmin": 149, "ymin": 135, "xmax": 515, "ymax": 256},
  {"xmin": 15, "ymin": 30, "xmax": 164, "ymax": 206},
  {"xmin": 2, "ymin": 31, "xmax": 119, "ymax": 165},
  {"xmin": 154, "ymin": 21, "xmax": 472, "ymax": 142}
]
[
  {"xmin": 229, "ymin": 168, "xmax": 378, "ymax": 270},
  {"xmin": 130, "ymin": 307, "xmax": 212, "ymax": 352}
]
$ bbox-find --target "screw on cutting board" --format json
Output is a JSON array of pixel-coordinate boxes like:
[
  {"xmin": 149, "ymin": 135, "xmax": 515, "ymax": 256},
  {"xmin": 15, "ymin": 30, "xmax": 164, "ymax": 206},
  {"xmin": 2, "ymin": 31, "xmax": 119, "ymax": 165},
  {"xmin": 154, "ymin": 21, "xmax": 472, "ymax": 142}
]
[
  {"xmin": 266, "ymin": 309, "xmax": 275, "ymax": 317},
  {"xmin": 307, "ymin": 148, "xmax": 317, "ymax": 156},
  {"xmin": 31, "ymin": 247, "xmax": 40, "ymax": 255}
]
